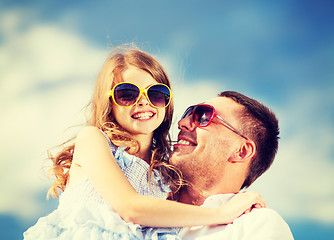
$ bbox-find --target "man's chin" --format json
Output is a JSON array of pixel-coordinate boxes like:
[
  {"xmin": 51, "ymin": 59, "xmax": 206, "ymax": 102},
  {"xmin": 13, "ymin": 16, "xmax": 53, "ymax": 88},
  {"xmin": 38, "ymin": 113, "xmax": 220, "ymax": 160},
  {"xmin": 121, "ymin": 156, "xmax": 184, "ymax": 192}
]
[
  {"xmin": 169, "ymin": 150, "xmax": 184, "ymax": 165},
  {"xmin": 170, "ymin": 150, "xmax": 194, "ymax": 168}
]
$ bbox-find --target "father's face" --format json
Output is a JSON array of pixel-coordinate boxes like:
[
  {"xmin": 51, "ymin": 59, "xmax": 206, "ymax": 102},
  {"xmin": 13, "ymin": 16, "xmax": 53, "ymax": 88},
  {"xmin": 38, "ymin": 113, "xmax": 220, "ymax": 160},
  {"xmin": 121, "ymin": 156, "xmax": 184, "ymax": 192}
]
[{"xmin": 170, "ymin": 97, "xmax": 245, "ymax": 189}]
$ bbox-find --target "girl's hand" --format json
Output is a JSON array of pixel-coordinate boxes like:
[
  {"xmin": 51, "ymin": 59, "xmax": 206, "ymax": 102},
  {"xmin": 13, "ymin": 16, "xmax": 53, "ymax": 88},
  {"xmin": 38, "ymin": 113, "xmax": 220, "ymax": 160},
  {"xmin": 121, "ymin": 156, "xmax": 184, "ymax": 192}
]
[{"xmin": 219, "ymin": 191, "xmax": 267, "ymax": 224}]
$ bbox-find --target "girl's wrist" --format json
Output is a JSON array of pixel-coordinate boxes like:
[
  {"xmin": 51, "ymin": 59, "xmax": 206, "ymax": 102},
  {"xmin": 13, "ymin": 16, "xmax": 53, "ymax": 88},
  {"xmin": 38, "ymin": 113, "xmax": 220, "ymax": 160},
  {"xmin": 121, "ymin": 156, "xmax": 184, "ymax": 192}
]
[{"xmin": 218, "ymin": 206, "xmax": 233, "ymax": 224}]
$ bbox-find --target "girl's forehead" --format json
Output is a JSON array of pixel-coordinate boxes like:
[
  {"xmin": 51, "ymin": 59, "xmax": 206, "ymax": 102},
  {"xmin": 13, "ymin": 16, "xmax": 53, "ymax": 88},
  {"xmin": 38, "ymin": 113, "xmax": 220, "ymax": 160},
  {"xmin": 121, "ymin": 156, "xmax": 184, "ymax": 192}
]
[{"xmin": 122, "ymin": 67, "xmax": 157, "ymax": 88}]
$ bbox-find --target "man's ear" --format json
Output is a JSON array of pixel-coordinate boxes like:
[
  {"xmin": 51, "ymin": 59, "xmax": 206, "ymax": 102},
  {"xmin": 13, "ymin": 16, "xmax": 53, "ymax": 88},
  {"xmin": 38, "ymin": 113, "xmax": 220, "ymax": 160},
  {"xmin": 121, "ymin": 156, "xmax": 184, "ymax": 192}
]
[{"xmin": 229, "ymin": 140, "xmax": 256, "ymax": 163}]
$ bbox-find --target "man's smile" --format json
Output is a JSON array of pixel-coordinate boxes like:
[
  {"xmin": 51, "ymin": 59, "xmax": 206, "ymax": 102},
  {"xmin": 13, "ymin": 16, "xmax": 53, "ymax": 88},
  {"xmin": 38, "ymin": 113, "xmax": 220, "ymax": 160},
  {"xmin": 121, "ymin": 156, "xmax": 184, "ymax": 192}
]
[{"xmin": 174, "ymin": 134, "xmax": 197, "ymax": 148}]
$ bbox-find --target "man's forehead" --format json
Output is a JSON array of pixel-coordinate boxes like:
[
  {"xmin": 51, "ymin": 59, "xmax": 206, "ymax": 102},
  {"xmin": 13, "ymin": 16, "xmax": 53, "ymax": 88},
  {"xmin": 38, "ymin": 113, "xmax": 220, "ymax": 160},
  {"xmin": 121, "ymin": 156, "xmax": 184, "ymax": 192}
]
[{"xmin": 204, "ymin": 97, "xmax": 242, "ymax": 115}]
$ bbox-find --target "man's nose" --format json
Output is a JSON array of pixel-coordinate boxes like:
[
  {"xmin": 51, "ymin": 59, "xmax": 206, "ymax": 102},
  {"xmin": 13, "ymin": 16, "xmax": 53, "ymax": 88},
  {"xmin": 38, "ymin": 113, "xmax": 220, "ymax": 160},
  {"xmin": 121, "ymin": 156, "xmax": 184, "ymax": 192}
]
[{"xmin": 178, "ymin": 114, "xmax": 197, "ymax": 131}]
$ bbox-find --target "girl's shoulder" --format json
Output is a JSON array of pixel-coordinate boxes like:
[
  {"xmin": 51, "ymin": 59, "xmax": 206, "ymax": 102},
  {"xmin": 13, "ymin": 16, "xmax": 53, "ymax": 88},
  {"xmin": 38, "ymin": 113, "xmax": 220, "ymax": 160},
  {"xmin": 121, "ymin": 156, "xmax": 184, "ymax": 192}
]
[
  {"xmin": 76, "ymin": 126, "xmax": 114, "ymax": 148},
  {"xmin": 73, "ymin": 126, "xmax": 115, "ymax": 166},
  {"xmin": 76, "ymin": 126, "xmax": 103, "ymax": 139}
]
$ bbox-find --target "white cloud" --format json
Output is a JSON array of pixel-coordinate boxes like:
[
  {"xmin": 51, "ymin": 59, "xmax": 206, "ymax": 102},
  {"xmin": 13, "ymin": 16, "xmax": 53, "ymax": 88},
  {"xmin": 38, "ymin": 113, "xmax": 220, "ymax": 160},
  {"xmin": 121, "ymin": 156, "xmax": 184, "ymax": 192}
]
[
  {"xmin": 0, "ymin": 10, "xmax": 106, "ymax": 101},
  {"xmin": 0, "ymin": 10, "xmax": 106, "ymax": 219}
]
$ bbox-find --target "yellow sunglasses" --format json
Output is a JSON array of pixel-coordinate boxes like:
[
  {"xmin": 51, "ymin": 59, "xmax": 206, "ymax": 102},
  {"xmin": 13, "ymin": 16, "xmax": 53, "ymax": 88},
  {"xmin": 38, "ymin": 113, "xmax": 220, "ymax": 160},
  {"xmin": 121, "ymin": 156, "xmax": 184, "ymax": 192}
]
[{"xmin": 109, "ymin": 82, "xmax": 172, "ymax": 108}]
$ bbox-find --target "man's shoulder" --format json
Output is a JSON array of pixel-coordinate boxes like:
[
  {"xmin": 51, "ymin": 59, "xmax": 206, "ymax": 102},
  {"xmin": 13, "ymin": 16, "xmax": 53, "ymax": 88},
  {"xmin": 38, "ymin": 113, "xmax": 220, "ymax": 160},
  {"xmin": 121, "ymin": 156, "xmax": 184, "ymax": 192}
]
[
  {"xmin": 245, "ymin": 207, "xmax": 283, "ymax": 218},
  {"xmin": 234, "ymin": 207, "xmax": 294, "ymax": 239},
  {"xmin": 180, "ymin": 208, "xmax": 294, "ymax": 240},
  {"xmin": 238, "ymin": 207, "xmax": 287, "ymax": 225}
]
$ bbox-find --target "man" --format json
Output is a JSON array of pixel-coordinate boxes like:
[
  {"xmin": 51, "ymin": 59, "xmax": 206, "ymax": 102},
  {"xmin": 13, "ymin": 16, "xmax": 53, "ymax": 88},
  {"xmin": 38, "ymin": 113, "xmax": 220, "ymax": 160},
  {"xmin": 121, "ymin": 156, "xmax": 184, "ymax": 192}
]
[{"xmin": 170, "ymin": 91, "xmax": 294, "ymax": 239}]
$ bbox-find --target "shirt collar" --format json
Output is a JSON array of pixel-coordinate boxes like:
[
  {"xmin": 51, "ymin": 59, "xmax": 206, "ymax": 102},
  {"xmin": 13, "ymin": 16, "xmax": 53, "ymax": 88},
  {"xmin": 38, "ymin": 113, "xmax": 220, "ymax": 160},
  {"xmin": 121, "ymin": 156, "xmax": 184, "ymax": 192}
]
[{"xmin": 201, "ymin": 193, "xmax": 236, "ymax": 208}]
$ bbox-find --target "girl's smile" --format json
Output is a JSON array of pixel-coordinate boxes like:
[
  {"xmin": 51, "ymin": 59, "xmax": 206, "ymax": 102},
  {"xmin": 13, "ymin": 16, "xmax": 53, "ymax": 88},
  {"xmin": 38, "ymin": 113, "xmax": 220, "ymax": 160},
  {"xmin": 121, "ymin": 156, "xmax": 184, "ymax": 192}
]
[{"xmin": 131, "ymin": 110, "xmax": 156, "ymax": 120}]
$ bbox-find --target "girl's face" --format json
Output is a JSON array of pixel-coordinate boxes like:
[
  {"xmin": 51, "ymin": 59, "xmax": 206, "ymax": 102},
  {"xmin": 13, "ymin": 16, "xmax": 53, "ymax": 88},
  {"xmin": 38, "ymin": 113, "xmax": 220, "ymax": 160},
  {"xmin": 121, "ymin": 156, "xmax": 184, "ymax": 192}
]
[{"xmin": 112, "ymin": 67, "xmax": 166, "ymax": 138}]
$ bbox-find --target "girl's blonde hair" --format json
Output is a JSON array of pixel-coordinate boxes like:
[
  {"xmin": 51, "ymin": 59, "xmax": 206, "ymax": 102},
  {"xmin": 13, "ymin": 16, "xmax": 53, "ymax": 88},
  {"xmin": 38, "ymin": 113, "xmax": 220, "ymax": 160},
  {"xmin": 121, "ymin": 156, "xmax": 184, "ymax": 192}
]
[{"xmin": 47, "ymin": 46, "xmax": 183, "ymax": 198}]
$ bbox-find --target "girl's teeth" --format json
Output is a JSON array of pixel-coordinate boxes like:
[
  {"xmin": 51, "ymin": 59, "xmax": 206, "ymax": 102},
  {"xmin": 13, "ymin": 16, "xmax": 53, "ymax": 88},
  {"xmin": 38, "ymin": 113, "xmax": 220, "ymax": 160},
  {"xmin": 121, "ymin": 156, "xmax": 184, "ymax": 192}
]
[{"xmin": 133, "ymin": 112, "xmax": 154, "ymax": 119}]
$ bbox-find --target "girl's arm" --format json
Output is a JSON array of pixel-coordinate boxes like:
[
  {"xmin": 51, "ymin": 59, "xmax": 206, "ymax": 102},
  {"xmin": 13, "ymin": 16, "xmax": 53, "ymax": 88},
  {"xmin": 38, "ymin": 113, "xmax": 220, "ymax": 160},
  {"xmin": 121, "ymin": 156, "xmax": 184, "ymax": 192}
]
[{"xmin": 73, "ymin": 126, "xmax": 265, "ymax": 228}]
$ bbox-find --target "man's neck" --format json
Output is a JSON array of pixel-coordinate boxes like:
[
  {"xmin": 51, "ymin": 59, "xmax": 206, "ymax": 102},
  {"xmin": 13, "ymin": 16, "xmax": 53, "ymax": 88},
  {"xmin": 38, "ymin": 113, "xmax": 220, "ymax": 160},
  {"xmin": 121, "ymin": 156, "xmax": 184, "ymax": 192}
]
[
  {"xmin": 177, "ymin": 183, "xmax": 241, "ymax": 206},
  {"xmin": 178, "ymin": 186, "xmax": 208, "ymax": 206}
]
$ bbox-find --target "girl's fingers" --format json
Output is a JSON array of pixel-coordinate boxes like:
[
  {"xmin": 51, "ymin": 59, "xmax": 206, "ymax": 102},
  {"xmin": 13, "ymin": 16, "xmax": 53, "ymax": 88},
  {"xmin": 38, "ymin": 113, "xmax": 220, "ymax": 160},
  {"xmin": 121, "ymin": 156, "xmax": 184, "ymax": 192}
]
[
  {"xmin": 244, "ymin": 208, "xmax": 251, "ymax": 214},
  {"xmin": 254, "ymin": 203, "xmax": 262, "ymax": 209},
  {"xmin": 249, "ymin": 192, "xmax": 267, "ymax": 208}
]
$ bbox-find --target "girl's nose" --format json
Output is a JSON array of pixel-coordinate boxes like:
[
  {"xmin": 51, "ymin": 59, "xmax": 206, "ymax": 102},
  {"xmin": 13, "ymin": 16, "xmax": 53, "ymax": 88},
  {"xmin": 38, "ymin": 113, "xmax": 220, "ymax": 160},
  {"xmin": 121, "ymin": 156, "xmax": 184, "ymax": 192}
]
[{"xmin": 137, "ymin": 94, "xmax": 149, "ymax": 106}]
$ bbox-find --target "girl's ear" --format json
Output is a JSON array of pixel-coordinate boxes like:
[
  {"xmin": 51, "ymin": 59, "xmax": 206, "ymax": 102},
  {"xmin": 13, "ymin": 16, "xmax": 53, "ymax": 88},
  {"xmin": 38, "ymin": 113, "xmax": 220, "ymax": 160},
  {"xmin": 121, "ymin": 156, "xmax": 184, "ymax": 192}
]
[{"xmin": 229, "ymin": 140, "xmax": 256, "ymax": 163}]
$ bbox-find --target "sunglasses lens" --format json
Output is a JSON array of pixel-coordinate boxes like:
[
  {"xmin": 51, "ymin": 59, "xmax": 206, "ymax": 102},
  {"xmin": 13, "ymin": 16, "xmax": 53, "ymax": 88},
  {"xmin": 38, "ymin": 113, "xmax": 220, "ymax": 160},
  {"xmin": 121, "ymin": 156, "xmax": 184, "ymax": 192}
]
[
  {"xmin": 193, "ymin": 105, "xmax": 214, "ymax": 126},
  {"xmin": 114, "ymin": 83, "xmax": 140, "ymax": 106},
  {"xmin": 147, "ymin": 84, "xmax": 171, "ymax": 107},
  {"xmin": 181, "ymin": 106, "xmax": 194, "ymax": 119}
]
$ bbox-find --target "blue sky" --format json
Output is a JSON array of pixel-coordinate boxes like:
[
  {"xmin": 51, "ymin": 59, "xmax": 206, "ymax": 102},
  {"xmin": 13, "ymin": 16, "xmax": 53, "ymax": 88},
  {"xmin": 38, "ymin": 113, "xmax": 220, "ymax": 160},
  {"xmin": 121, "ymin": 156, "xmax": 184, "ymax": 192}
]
[{"xmin": 1, "ymin": 0, "xmax": 334, "ymax": 239}]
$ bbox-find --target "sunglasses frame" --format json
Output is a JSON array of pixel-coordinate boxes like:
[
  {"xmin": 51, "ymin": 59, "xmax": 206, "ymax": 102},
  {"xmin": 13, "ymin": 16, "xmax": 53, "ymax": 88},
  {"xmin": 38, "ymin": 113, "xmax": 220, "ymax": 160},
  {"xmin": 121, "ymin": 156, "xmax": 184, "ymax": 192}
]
[
  {"xmin": 182, "ymin": 104, "xmax": 248, "ymax": 140},
  {"xmin": 109, "ymin": 82, "xmax": 172, "ymax": 108}
]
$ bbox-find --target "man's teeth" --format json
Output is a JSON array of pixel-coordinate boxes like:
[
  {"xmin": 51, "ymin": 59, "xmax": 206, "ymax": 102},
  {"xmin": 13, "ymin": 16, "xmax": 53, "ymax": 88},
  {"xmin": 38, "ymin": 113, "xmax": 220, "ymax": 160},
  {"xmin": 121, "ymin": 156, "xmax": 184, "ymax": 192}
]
[
  {"xmin": 132, "ymin": 112, "xmax": 154, "ymax": 119},
  {"xmin": 178, "ymin": 139, "xmax": 193, "ymax": 146}
]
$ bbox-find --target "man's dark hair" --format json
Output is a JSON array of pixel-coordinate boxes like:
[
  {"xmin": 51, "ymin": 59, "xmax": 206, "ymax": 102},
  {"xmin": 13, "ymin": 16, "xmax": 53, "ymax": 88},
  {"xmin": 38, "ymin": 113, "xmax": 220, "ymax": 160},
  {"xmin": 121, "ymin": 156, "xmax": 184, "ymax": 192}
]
[{"xmin": 219, "ymin": 91, "xmax": 279, "ymax": 189}]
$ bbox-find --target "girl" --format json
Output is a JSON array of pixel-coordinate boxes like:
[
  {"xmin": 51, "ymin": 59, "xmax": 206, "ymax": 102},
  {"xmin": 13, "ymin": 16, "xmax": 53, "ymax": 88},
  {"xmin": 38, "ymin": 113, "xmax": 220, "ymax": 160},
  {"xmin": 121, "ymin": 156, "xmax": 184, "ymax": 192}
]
[{"xmin": 24, "ymin": 47, "xmax": 266, "ymax": 240}]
